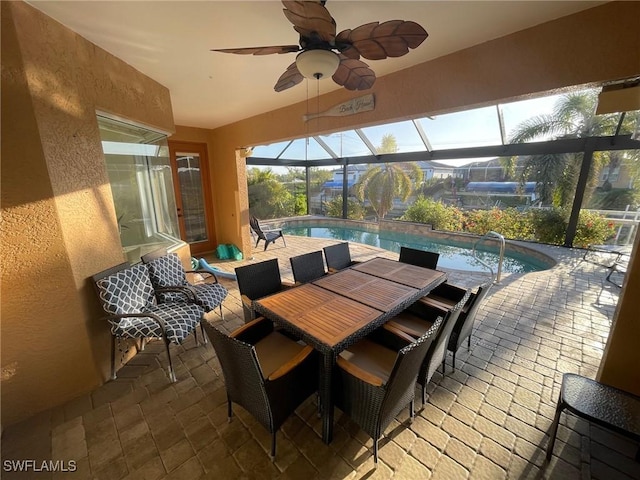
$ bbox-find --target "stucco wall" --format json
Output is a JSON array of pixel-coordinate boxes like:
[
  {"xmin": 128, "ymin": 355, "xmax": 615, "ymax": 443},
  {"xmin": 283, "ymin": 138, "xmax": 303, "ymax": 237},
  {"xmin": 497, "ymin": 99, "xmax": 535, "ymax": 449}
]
[{"xmin": 1, "ymin": 2, "xmax": 175, "ymax": 426}]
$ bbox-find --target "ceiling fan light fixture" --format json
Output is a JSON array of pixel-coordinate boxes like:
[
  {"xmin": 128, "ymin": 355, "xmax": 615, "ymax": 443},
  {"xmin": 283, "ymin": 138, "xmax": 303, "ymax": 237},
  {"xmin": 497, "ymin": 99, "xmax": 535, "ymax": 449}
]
[{"xmin": 296, "ymin": 49, "xmax": 339, "ymax": 80}]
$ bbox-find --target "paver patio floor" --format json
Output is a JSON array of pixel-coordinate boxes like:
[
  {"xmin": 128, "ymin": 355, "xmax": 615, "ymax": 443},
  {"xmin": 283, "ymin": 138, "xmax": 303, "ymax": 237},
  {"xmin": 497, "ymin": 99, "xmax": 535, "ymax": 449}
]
[{"xmin": 2, "ymin": 236, "xmax": 638, "ymax": 479}]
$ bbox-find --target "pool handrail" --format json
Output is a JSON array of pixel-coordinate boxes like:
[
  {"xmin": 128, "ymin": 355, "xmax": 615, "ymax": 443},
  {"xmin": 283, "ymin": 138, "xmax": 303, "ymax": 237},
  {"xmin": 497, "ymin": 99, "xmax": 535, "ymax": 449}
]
[{"xmin": 472, "ymin": 231, "xmax": 505, "ymax": 284}]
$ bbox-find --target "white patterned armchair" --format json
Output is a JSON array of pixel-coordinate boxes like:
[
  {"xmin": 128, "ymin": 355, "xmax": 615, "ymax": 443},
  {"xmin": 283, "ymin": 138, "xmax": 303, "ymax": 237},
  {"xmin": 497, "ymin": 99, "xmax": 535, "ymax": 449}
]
[
  {"xmin": 142, "ymin": 250, "xmax": 228, "ymax": 320},
  {"xmin": 93, "ymin": 262, "xmax": 205, "ymax": 382}
]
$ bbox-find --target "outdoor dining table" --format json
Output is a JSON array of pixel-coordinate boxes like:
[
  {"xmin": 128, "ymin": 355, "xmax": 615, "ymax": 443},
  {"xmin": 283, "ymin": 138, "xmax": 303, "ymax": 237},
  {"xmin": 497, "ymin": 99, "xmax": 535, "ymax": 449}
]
[{"xmin": 254, "ymin": 257, "xmax": 447, "ymax": 444}]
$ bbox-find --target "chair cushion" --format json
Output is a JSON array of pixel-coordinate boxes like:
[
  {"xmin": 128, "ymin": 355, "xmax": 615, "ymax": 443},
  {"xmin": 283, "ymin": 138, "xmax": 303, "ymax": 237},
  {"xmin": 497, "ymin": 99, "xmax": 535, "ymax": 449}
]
[
  {"xmin": 191, "ymin": 283, "xmax": 228, "ymax": 311},
  {"xmin": 110, "ymin": 316, "xmax": 164, "ymax": 339},
  {"xmin": 339, "ymin": 338, "xmax": 398, "ymax": 384},
  {"xmin": 147, "ymin": 253, "xmax": 188, "ymax": 288},
  {"xmin": 254, "ymin": 331, "xmax": 307, "ymax": 379},
  {"xmin": 112, "ymin": 302, "xmax": 204, "ymax": 344},
  {"xmin": 388, "ymin": 311, "xmax": 434, "ymax": 338},
  {"xmin": 96, "ymin": 263, "xmax": 156, "ymax": 314}
]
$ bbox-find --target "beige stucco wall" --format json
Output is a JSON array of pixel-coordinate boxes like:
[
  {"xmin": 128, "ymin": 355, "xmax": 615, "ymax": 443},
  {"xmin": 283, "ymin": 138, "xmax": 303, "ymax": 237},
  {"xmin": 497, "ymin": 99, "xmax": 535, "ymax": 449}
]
[{"xmin": 1, "ymin": 1, "xmax": 175, "ymax": 426}]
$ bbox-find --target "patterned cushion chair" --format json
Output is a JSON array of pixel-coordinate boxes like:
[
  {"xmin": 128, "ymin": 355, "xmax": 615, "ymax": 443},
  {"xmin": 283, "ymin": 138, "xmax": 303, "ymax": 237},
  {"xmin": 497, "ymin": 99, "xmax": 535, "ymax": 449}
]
[
  {"xmin": 141, "ymin": 249, "xmax": 228, "ymax": 320},
  {"xmin": 93, "ymin": 262, "xmax": 205, "ymax": 382}
]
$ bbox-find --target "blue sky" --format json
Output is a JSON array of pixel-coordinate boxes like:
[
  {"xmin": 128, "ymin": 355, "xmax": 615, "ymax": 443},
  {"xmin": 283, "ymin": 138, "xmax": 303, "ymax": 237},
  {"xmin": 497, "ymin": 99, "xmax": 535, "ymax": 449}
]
[{"xmin": 251, "ymin": 88, "xmax": 593, "ymax": 171}]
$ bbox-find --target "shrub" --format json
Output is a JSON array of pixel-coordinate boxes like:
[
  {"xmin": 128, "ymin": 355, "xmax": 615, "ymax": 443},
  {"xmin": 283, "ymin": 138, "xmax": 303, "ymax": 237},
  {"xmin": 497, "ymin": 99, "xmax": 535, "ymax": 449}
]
[
  {"xmin": 325, "ymin": 196, "xmax": 365, "ymax": 220},
  {"xmin": 574, "ymin": 209, "xmax": 616, "ymax": 248},
  {"xmin": 528, "ymin": 207, "xmax": 614, "ymax": 247},
  {"xmin": 400, "ymin": 197, "xmax": 614, "ymax": 247},
  {"xmin": 464, "ymin": 208, "xmax": 534, "ymax": 240},
  {"xmin": 401, "ymin": 196, "xmax": 463, "ymax": 231},
  {"xmin": 529, "ymin": 208, "xmax": 568, "ymax": 245}
]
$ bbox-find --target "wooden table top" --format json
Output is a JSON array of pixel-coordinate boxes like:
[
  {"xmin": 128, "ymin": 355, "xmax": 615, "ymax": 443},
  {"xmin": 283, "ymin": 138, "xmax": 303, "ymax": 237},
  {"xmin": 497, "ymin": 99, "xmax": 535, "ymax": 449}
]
[
  {"xmin": 312, "ymin": 269, "xmax": 419, "ymax": 312},
  {"xmin": 352, "ymin": 257, "xmax": 446, "ymax": 289},
  {"xmin": 255, "ymin": 283, "xmax": 381, "ymax": 349},
  {"xmin": 255, "ymin": 258, "xmax": 447, "ymax": 352}
]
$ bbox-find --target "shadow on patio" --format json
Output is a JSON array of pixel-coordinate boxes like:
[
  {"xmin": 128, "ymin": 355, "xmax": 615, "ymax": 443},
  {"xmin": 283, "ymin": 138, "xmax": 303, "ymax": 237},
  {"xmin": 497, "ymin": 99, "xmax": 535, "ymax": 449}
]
[{"xmin": 1, "ymin": 236, "xmax": 637, "ymax": 480}]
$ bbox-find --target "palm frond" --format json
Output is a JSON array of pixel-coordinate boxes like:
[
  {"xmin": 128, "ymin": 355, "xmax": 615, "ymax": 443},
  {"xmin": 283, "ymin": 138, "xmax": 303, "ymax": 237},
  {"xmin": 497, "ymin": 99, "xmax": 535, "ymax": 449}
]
[{"xmin": 509, "ymin": 115, "xmax": 572, "ymax": 143}]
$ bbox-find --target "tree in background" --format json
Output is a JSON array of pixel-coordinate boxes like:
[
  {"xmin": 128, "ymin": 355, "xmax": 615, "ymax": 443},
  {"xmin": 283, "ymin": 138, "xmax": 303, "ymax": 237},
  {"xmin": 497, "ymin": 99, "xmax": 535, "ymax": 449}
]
[
  {"xmin": 247, "ymin": 167, "xmax": 297, "ymax": 219},
  {"xmin": 510, "ymin": 91, "xmax": 627, "ymax": 208},
  {"xmin": 353, "ymin": 134, "xmax": 423, "ymax": 220},
  {"xmin": 325, "ymin": 195, "xmax": 365, "ymax": 220}
]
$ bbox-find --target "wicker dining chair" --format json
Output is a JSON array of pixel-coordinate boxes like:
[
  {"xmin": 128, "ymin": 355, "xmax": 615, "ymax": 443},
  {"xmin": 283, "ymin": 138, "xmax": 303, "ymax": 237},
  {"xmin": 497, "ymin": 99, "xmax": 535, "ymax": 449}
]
[
  {"xmin": 334, "ymin": 318, "xmax": 443, "ymax": 465},
  {"xmin": 399, "ymin": 246, "xmax": 440, "ymax": 270},
  {"xmin": 387, "ymin": 286, "xmax": 470, "ymax": 405},
  {"xmin": 290, "ymin": 250, "xmax": 327, "ymax": 284},
  {"xmin": 202, "ymin": 317, "xmax": 318, "ymax": 459},
  {"xmin": 93, "ymin": 262, "xmax": 205, "ymax": 382},
  {"xmin": 323, "ymin": 242, "xmax": 359, "ymax": 272},
  {"xmin": 448, "ymin": 282, "xmax": 492, "ymax": 370},
  {"xmin": 141, "ymin": 249, "xmax": 228, "ymax": 321},
  {"xmin": 235, "ymin": 258, "xmax": 294, "ymax": 323}
]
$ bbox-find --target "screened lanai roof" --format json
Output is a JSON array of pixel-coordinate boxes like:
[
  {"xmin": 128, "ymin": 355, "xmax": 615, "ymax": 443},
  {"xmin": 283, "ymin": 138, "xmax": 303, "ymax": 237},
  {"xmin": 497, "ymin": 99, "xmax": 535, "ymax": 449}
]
[{"xmin": 247, "ymin": 86, "xmax": 640, "ymax": 167}]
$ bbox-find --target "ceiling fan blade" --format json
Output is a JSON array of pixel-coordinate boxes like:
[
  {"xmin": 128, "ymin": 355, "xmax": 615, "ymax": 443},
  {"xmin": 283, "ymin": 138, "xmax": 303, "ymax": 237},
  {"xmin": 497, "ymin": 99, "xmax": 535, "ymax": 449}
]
[
  {"xmin": 282, "ymin": 0, "xmax": 336, "ymax": 43},
  {"xmin": 339, "ymin": 20, "xmax": 428, "ymax": 60},
  {"xmin": 332, "ymin": 56, "xmax": 376, "ymax": 91},
  {"xmin": 274, "ymin": 62, "xmax": 304, "ymax": 92},
  {"xmin": 335, "ymin": 29, "xmax": 360, "ymax": 59},
  {"xmin": 212, "ymin": 45, "xmax": 301, "ymax": 55}
]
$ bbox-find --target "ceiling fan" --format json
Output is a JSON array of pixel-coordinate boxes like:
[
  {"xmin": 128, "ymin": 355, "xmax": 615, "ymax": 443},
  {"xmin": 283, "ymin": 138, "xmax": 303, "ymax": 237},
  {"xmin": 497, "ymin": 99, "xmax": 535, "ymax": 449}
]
[{"xmin": 212, "ymin": 0, "xmax": 428, "ymax": 92}]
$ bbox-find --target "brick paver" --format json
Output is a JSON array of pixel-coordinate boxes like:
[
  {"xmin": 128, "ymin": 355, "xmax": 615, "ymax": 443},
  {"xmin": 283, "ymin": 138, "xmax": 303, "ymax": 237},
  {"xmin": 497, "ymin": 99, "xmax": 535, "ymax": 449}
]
[{"xmin": 2, "ymin": 235, "xmax": 638, "ymax": 479}]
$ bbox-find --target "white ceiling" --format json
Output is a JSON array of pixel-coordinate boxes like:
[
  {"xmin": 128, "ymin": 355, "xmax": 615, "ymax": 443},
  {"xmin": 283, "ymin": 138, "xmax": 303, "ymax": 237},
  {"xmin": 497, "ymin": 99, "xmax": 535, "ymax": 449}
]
[{"xmin": 28, "ymin": 1, "xmax": 607, "ymax": 130}]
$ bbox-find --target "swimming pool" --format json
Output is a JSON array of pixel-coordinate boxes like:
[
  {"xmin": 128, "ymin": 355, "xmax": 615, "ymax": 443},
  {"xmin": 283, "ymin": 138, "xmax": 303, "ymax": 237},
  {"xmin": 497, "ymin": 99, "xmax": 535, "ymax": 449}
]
[{"xmin": 283, "ymin": 224, "xmax": 551, "ymax": 273}]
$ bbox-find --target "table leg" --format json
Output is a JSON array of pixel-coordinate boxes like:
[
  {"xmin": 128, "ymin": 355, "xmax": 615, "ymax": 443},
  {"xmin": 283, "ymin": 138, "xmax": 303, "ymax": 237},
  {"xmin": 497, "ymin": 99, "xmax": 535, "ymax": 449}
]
[{"xmin": 320, "ymin": 352, "xmax": 336, "ymax": 444}]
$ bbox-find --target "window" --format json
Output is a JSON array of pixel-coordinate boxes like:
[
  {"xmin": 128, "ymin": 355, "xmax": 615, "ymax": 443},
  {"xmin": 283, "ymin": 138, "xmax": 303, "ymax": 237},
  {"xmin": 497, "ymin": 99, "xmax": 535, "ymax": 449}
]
[{"xmin": 98, "ymin": 115, "xmax": 181, "ymax": 263}]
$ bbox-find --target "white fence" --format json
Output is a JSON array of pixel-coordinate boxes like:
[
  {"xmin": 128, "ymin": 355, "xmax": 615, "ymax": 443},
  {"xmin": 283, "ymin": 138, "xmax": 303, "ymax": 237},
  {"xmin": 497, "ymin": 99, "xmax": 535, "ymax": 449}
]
[{"xmin": 586, "ymin": 206, "xmax": 639, "ymax": 245}]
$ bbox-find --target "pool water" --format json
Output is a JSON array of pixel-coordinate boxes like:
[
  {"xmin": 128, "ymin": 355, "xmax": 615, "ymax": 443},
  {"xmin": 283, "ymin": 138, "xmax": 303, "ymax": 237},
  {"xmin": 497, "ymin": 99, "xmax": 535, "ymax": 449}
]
[{"xmin": 283, "ymin": 225, "xmax": 549, "ymax": 273}]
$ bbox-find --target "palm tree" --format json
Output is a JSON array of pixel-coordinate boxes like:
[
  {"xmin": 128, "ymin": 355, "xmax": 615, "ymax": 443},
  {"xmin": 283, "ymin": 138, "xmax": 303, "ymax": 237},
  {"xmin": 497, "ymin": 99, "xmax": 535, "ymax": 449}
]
[
  {"xmin": 509, "ymin": 91, "xmax": 628, "ymax": 207},
  {"xmin": 353, "ymin": 134, "xmax": 423, "ymax": 220},
  {"xmin": 353, "ymin": 163, "xmax": 423, "ymax": 219}
]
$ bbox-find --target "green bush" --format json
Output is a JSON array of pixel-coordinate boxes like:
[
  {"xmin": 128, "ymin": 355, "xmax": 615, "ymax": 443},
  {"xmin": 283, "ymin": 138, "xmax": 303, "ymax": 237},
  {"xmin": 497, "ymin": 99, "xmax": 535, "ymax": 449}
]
[
  {"xmin": 401, "ymin": 196, "xmax": 463, "ymax": 231},
  {"xmin": 325, "ymin": 196, "xmax": 365, "ymax": 220},
  {"xmin": 529, "ymin": 208, "xmax": 568, "ymax": 245},
  {"xmin": 400, "ymin": 198, "xmax": 614, "ymax": 247},
  {"xmin": 464, "ymin": 208, "xmax": 534, "ymax": 240},
  {"xmin": 528, "ymin": 207, "xmax": 614, "ymax": 247},
  {"xmin": 574, "ymin": 209, "xmax": 616, "ymax": 248}
]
